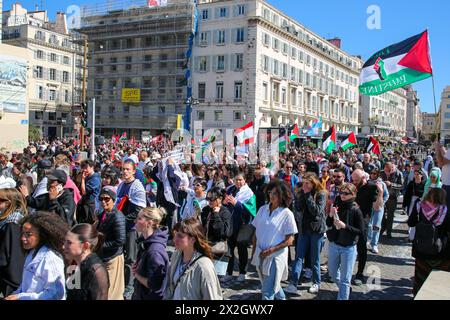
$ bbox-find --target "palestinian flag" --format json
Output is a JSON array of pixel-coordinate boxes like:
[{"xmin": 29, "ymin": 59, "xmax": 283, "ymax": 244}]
[
  {"xmin": 119, "ymin": 132, "xmax": 127, "ymax": 141},
  {"xmin": 341, "ymin": 132, "xmax": 357, "ymax": 151},
  {"xmin": 278, "ymin": 128, "xmax": 287, "ymax": 153},
  {"xmin": 289, "ymin": 124, "xmax": 300, "ymax": 141},
  {"xmin": 322, "ymin": 125, "xmax": 336, "ymax": 154},
  {"xmin": 234, "ymin": 184, "xmax": 257, "ymax": 217},
  {"xmin": 360, "ymin": 30, "xmax": 432, "ymax": 96},
  {"xmin": 366, "ymin": 136, "xmax": 381, "ymax": 155}
]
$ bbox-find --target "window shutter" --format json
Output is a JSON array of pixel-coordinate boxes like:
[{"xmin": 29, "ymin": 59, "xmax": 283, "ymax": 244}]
[
  {"xmin": 224, "ymin": 55, "xmax": 228, "ymax": 71},
  {"xmin": 194, "ymin": 57, "xmax": 199, "ymax": 72},
  {"xmin": 233, "ymin": 5, "xmax": 238, "ymax": 17},
  {"xmin": 213, "ymin": 56, "xmax": 218, "ymax": 72},
  {"xmin": 214, "ymin": 30, "xmax": 219, "ymax": 45},
  {"xmin": 215, "ymin": 7, "xmax": 220, "ymax": 19},
  {"xmin": 205, "ymin": 56, "xmax": 210, "ymax": 72},
  {"xmin": 243, "ymin": 28, "xmax": 247, "ymax": 42}
]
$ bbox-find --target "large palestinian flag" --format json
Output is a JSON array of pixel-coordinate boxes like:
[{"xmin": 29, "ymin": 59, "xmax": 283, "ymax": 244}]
[
  {"xmin": 341, "ymin": 132, "xmax": 357, "ymax": 151},
  {"xmin": 359, "ymin": 30, "xmax": 432, "ymax": 96}
]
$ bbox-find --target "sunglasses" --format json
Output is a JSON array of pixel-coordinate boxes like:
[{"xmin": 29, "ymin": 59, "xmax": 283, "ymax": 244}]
[
  {"xmin": 286, "ymin": 166, "xmax": 293, "ymax": 169},
  {"xmin": 0, "ymin": 198, "xmax": 9, "ymax": 202},
  {"xmin": 206, "ymin": 197, "xmax": 217, "ymax": 202},
  {"xmin": 99, "ymin": 197, "xmax": 111, "ymax": 202},
  {"xmin": 340, "ymin": 191, "xmax": 352, "ymax": 196}
]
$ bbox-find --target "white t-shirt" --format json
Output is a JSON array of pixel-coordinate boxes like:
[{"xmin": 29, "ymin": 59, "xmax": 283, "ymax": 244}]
[
  {"xmin": 251, "ymin": 205, "xmax": 298, "ymax": 251},
  {"xmin": 441, "ymin": 149, "xmax": 450, "ymax": 185}
]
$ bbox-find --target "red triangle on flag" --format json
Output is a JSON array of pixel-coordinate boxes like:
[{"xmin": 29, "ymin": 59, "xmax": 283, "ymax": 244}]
[
  {"xmin": 398, "ymin": 30, "xmax": 433, "ymax": 74},
  {"xmin": 348, "ymin": 132, "xmax": 357, "ymax": 145}
]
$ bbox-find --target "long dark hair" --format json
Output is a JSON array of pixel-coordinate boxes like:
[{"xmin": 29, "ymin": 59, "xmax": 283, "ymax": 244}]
[
  {"xmin": 69, "ymin": 223, "xmax": 105, "ymax": 255},
  {"xmin": 265, "ymin": 180, "xmax": 293, "ymax": 208},
  {"xmin": 20, "ymin": 211, "xmax": 69, "ymax": 256},
  {"xmin": 173, "ymin": 217, "xmax": 213, "ymax": 260}
]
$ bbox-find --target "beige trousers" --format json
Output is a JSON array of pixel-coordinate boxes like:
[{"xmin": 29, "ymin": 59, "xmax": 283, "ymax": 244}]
[{"xmin": 106, "ymin": 254, "xmax": 125, "ymax": 300}]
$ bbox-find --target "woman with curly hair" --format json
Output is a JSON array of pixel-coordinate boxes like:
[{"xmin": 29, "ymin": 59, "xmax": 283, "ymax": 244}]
[
  {"xmin": 5, "ymin": 211, "xmax": 69, "ymax": 300},
  {"xmin": 165, "ymin": 217, "xmax": 222, "ymax": 300},
  {"xmin": 0, "ymin": 188, "xmax": 28, "ymax": 296}
]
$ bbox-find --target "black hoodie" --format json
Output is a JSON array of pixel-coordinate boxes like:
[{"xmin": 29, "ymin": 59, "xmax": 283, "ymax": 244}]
[
  {"xmin": 27, "ymin": 189, "xmax": 76, "ymax": 226},
  {"xmin": 132, "ymin": 227, "xmax": 169, "ymax": 300}
]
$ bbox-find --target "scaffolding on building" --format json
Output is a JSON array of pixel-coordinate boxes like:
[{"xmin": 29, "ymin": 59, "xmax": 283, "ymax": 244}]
[{"xmin": 76, "ymin": 0, "xmax": 196, "ymax": 136}]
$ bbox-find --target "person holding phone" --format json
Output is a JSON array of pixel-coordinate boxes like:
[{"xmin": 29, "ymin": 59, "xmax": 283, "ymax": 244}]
[
  {"xmin": 326, "ymin": 183, "xmax": 364, "ymax": 300},
  {"xmin": 20, "ymin": 170, "xmax": 76, "ymax": 226}
]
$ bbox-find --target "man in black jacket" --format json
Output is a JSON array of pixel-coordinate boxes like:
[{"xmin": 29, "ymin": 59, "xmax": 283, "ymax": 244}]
[
  {"xmin": 380, "ymin": 162, "xmax": 404, "ymax": 238},
  {"xmin": 305, "ymin": 151, "xmax": 320, "ymax": 177},
  {"xmin": 351, "ymin": 169, "xmax": 378, "ymax": 286},
  {"xmin": 22, "ymin": 170, "xmax": 76, "ymax": 226}
]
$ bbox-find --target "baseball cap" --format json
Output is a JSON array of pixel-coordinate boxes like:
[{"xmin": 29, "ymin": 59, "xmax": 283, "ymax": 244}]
[
  {"xmin": 37, "ymin": 159, "xmax": 53, "ymax": 169},
  {"xmin": 46, "ymin": 170, "xmax": 67, "ymax": 185}
]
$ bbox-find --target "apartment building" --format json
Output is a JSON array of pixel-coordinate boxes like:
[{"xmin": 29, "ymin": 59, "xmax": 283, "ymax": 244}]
[
  {"xmin": 405, "ymin": 85, "xmax": 422, "ymax": 138},
  {"xmin": 422, "ymin": 112, "xmax": 437, "ymax": 141},
  {"xmin": 78, "ymin": 0, "xmax": 194, "ymax": 138},
  {"xmin": 192, "ymin": 0, "xmax": 362, "ymax": 134},
  {"xmin": 2, "ymin": 3, "xmax": 84, "ymax": 138},
  {"xmin": 359, "ymin": 88, "xmax": 407, "ymax": 138},
  {"xmin": 439, "ymin": 86, "xmax": 450, "ymax": 143}
]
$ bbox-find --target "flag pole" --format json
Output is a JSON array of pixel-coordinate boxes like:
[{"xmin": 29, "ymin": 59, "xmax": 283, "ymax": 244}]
[{"xmin": 432, "ymin": 74, "xmax": 440, "ymax": 141}]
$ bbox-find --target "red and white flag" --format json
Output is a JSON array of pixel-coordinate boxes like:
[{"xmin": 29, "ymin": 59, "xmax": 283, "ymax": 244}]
[
  {"xmin": 235, "ymin": 122, "xmax": 254, "ymax": 145},
  {"xmin": 366, "ymin": 136, "xmax": 381, "ymax": 155},
  {"xmin": 147, "ymin": 0, "xmax": 167, "ymax": 7}
]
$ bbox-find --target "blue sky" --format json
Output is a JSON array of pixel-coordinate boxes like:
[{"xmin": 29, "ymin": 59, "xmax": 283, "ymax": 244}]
[{"xmin": 4, "ymin": 0, "xmax": 450, "ymax": 113}]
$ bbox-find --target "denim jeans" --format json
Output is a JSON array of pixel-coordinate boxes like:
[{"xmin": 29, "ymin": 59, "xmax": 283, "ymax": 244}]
[
  {"xmin": 327, "ymin": 242, "xmax": 357, "ymax": 300},
  {"xmin": 291, "ymin": 230, "xmax": 325, "ymax": 286},
  {"xmin": 261, "ymin": 260, "xmax": 286, "ymax": 300},
  {"xmin": 368, "ymin": 208, "xmax": 384, "ymax": 247}
]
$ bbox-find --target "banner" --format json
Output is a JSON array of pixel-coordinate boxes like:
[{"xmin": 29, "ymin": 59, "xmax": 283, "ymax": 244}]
[{"xmin": 121, "ymin": 88, "xmax": 141, "ymax": 103}]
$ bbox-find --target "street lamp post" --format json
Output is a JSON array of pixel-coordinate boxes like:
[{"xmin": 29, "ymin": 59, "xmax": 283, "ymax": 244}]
[{"xmin": 185, "ymin": 96, "xmax": 199, "ymax": 132}]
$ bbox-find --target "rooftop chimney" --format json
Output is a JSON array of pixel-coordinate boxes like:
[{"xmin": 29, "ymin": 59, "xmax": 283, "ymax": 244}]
[
  {"xmin": 327, "ymin": 37, "xmax": 341, "ymax": 49},
  {"xmin": 54, "ymin": 12, "xmax": 68, "ymax": 35}
]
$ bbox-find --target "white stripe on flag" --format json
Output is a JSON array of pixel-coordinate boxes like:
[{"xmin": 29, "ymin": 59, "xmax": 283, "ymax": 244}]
[{"xmin": 360, "ymin": 54, "xmax": 407, "ymax": 83}]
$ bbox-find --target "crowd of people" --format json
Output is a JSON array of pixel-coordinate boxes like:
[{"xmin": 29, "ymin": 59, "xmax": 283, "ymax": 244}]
[{"xmin": 0, "ymin": 137, "xmax": 449, "ymax": 300}]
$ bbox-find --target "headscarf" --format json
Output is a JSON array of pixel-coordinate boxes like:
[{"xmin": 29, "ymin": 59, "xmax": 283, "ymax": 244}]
[{"xmin": 422, "ymin": 167, "xmax": 442, "ymax": 200}]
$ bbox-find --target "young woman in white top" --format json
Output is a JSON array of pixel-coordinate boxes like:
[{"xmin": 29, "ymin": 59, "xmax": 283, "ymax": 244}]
[
  {"xmin": 5, "ymin": 211, "xmax": 69, "ymax": 300},
  {"xmin": 251, "ymin": 180, "xmax": 298, "ymax": 300}
]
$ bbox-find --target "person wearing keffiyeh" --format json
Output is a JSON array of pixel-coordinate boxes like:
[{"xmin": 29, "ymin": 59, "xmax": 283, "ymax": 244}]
[{"xmin": 408, "ymin": 187, "xmax": 450, "ymax": 296}]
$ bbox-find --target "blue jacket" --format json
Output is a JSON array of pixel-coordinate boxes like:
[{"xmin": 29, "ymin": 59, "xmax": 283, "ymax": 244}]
[{"xmin": 133, "ymin": 227, "xmax": 169, "ymax": 300}]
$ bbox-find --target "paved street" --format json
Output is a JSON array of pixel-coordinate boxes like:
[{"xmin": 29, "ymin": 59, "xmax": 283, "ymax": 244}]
[{"xmin": 219, "ymin": 207, "xmax": 415, "ymax": 300}]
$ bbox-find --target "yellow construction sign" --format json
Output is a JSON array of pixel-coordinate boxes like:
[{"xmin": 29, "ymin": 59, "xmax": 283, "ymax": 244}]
[{"xmin": 121, "ymin": 88, "xmax": 141, "ymax": 103}]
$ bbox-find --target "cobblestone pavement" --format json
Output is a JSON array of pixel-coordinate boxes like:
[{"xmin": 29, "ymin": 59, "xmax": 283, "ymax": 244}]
[{"xmin": 220, "ymin": 208, "xmax": 415, "ymax": 301}]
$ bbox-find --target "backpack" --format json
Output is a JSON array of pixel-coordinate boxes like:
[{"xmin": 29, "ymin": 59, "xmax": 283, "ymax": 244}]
[{"xmin": 414, "ymin": 209, "xmax": 445, "ymax": 256}]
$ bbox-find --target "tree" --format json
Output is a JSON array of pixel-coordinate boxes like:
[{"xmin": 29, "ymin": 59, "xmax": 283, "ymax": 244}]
[
  {"xmin": 430, "ymin": 133, "xmax": 437, "ymax": 143},
  {"xmin": 29, "ymin": 124, "xmax": 42, "ymax": 141}
]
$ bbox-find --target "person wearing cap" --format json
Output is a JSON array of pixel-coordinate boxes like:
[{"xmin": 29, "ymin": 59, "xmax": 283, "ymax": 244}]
[
  {"xmin": 77, "ymin": 159, "xmax": 101, "ymax": 224},
  {"xmin": 20, "ymin": 170, "xmax": 76, "ymax": 226},
  {"xmin": 96, "ymin": 187, "xmax": 126, "ymax": 300},
  {"xmin": 0, "ymin": 153, "xmax": 13, "ymax": 179},
  {"xmin": 29, "ymin": 159, "xmax": 53, "ymax": 199}
]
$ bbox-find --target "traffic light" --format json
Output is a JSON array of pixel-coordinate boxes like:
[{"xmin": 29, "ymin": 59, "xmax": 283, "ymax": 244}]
[{"xmin": 80, "ymin": 103, "xmax": 88, "ymax": 128}]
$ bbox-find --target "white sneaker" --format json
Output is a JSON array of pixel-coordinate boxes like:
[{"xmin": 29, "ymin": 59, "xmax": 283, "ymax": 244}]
[
  {"xmin": 237, "ymin": 274, "xmax": 247, "ymax": 282},
  {"xmin": 308, "ymin": 284, "xmax": 319, "ymax": 294},
  {"xmin": 284, "ymin": 284, "xmax": 299, "ymax": 295},
  {"xmin": 372, "ymin": 246, "xmax": 379, "ymax": 254},
  {"xmin": 367, "ymin": 242, "xmax": 372, "ymax": 250},
  {"xmin": 304, "ymin": 268, "xmax": 312, "ymax": 279}
]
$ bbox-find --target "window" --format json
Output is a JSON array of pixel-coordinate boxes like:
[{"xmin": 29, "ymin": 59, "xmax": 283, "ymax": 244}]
[
  {"xmin": 447, "ymin": 104, "xmax": 450, "ymax": 109},
  {"xmin": 125, "ymin": 56, "xmax": 132, "ymax": 71},
  {"xmin": 35, "ymin": 111, "xmax": 43, "ymax": 120},
  {"xmin": 273, "ymin": 38, "xmax": 279, "ymax": 51},
  {"xmin": 272, "ymin": 60, "xmax": 279, "ymax": 75},
  {"xmin": 49, "ymin": 90, "xmax": 56, "ymax": 101},
  {"xmin": 290, "ymin": 88, "xmax": 297, "ymax": 106},
  {"xmin": 290, "ymin": 67, "xmax": 296, "ymax": 82},
  {"xmin": 35, "ymin": 66, "xmax": 43, "ymax": 78},
  {"xmin": 306, "ymin": 54, "xmax": 311, "ymax": 65},
  {"xmin": 263, "ymin": 82, "xmax": 269, "ymax": 100},
  {"xmin": 217, "ymin": 30, "xmax": 226, "ymax": 44},
  {"xmin": 111, "ymin": 57, "xmax": 118, "ymax": 71},
  {"xmin": 197, "ymin": 111, "xmax": 205, "ymax": 120},
  {"xmin": 202, "ymin": 9, "xmax": 209, "ymax": 20},
  {"xmin": 262, "ymin": 55, "xmax": 269, "ymax": 72},
  {"xmin": 64, "ymin": 90, "xmax": 69, "ymax": 103},
  {"xmin": 62, "ymin": 71, "xmax": 69, "ymax": 83},
  {"xmin": 234, "ymin": 81, "xmax": 243, "ymax": 100},
  {"xmin": 198, "ymin": 83, "xmax": 206, "ymax": 101},
  {"xmin": 50, "ymin": 53, "xmax": 57, "ymax": 62},
  {"xmin": 199, "ymin": 57, "xmax": 208, "ymax": 72},
  {"xmin": 217, "ymin": 55, "xmax": 225, "ymax": 71},
  {"xmin": 263, "ymin": 33, "xmax": 270, "ymax": 46},
  {"xmin": 37, "ymin": 50, "xmax": 44, "ymax": 59},
  {"xmin": 237, "ymin": 5, "xmax": 245, "ymax": 16},
  {"xmin": 200, "ymin": 32, "xmax": 209, "ymax": 45},
  {"xmin": 49, "ymin": 69, "xmax": 56, "ymax": 80},
  {"xmin": 216, "ymin": 82, "xmax": 224, "ymax": 100},
  {"xmin": 291, "ymin": 47, "xmax": 297, "ymax": 59},
  {"xmin": 282, "ymin": 42, "xmax": 288, "ymax": 54},
  {"xmin": 281, "ymin": 88, "xmax": 287, "ymax": 105},
  {"xmin": 159, "ymin": 106, "xmax": 166, "ymax": 114},
  {"xmin": 282, "ymin": 63, "xmax": 288, "ymax": 79},
  {"xmin": 219, "ymin": 7, "xmax": 227, "ymax": 18},
  {"xmin": 215, "ymin": 110, "xmax": 223, "ymax": 121},
  {"xmin": 234, "ymin": 54, "xmax": 243, "ymax": 70},
  {"xmin": 63, "ymin": 56, "xmax": 70, "ymax": 64},
  {"xmin": 298, "ymin": 50, "xmax": 304, "ymax": 62},
  {"xmin": 234, "ymin": 111, "xmax": 241, "ymax": 120},
  {"xmin": 297, "ymin": 92, "xmax": 303, "ymax": 108},
  {"xmin": 236, "ymin": 28, "xmax": 245, "ymax": 43},
  {"xmin": 37, "ymin": 86, "xmax": 44, "ymax": 99},
  {"xmin": 272, "ymin": 82, "xmax": 280, "ymax": 102},
  {"xmin": 48, "ymin": 112, "xmax": 56, "ymax": 121},
  {"xmin": 445, "ymin": 113, "xmax": 450, "ymax": 119}
]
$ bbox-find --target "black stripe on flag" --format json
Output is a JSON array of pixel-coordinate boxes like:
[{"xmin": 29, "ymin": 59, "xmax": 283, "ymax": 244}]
[{"xmin": 362, "ymin": 31, "xmax": 425, "ymax": 68}]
